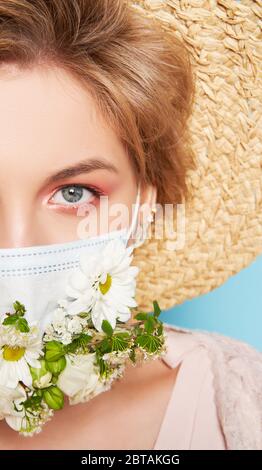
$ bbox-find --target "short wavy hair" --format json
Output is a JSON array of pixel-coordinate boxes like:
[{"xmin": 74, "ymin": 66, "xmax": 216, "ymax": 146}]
[{"xmin": 0, "ymin": 0, "xmax": 196, "ymax": 204}]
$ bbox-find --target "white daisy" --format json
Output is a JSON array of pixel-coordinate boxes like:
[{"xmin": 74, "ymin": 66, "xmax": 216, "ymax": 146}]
[
  {"xmin": 0, "ymin": 322, "xmax": 43, "ymax": 389},
  {"xmin": 65, "ymin": 239, "xmax": 139, "ymax": 331}
]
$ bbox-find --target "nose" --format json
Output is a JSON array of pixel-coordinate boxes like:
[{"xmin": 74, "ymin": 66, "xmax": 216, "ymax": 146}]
[{"xmin": 0, "ymin": 199, "xmax": 43, "ymax": 248}]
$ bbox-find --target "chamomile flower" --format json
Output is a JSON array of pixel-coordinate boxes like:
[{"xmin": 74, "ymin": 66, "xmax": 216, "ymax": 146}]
[
  {"xmin": 65, "ymin": 239, "xmax": 139, "ymax": 331},
  {"xmin": 0, "ymin": 322, "xmax": 42, "ymax": 389}
]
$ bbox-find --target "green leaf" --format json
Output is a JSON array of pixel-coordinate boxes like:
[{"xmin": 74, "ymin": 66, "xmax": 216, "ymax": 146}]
[
  {"xmin": 114, "ymin": 332, "xmax": 130, "ymax": 339},
  {"xmin": 153, "ymin": 300, "xmax": 161, "ymax": 318},
  {"xmin": 157, "ymin": 323, "xmax": 163, "ymax": 336},
  {"xmin": 43, "ymin": 386, "xmax": 64, "ymax": 410},
  {"xmin": 144, "ymin": 315, "xmax": 155, "ymax": 334},
  {"xmin": 16, "ymin": 318, "xmax": 30, "ymax": 333},
  {"xmin": 98, "ymin": 337, "xmax": 112, "ymax": 354},
  {"xmin": 13, "ymin": 300, "xmax": 26, "ymax": 317},
  {"xmin": 46, "ymin": 356, "xmax": 67, "ymax": 376},
  {"xmin": 101, "ymin": 320, "xmax": 113, "ymax": 337},
  {"xmin": 133, "ymin": 325, "xmax": 143, "ymax": 336},
  {"xmin": 3, "ymin": 315, "xmax": 19, "ymax": 326},
  {"xmin": 135, "ymin": 334, "xmax": 163, "ymax": 353},
  {"xmin": 3, "ymin": 314, "xmax": 30, "ymax": 333},
  {"xmin": 23, "ymin": 395, "xmax": 42, "ymax": 410},
  {"xmin": 95, "ymin": 350, "xmax": 109, "ymax": 377},
  {"xmin": 96, "ymin": 356, "xmax": 109, "ymax": 377},
  {"xmin": 97, "ymin": 332, "xmax": 130, "ymax": 354},
  {"xmin": 65, "ymin": 334, "xmax": 92, "ymax": 354},
  {"xmin": 45, "ymin": 341, "xmax": 65, "ymax": 362},
  {"xmin": 111, "ymin": 333, "xmax": 130, "ymax": 352},
  {"xmin": 134, "ymin": 312, "xmax": 149, "ymax": 321}
]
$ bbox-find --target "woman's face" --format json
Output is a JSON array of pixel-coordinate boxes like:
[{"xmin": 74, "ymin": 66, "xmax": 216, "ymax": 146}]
[{"xmin": 0, "ymin": 65, "xmax": 148, "ymax": 248}]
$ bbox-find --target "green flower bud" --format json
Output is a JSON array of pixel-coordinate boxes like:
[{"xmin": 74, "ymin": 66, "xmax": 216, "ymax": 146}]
[
  {"xmin": 45, "ymin": 340, "xmax": 65, "ymax": 362},
  {"xmin": 46, "ymin": 356, "xmax": 66, "ymax": 376},
  {"xmin": 43, "ymin": 386, "xmax": 64, "ymax": 410}
]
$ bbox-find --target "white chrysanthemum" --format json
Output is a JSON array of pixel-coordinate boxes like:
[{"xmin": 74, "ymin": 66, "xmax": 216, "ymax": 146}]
[
  {"xmin": 44, "ymin": 307, "xmax": 90, "ymax": 345},
  {"xmin": 0, "ymin": 384, "xmax": 26, "ymax": 420},
  {"xmin": 0, "ymin": 323, "xmax": 43, "ymax": 389},
  {"xmin": 3, "ymin": 385, "xmax": 53, "ymax": 436},
  {"xmin": 57, "ymin": 353, "xmax": 109, "ymax": 405},
  {"xmin": 65, "ymin": 239, "xmax": 139, "ymax": 331}
]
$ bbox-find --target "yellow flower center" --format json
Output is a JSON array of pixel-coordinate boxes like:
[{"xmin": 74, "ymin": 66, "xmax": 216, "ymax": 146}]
[
  {"xmin": 3, "ymin": 345, "xmax": 26, "ymax": 362},
  {"xmin": 99, "ymin": 273, "xmax": 112, "ymax": 295}
]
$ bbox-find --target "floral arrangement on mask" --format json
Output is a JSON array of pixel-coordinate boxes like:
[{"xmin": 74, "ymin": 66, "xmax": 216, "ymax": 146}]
[{"xmin": 0, "ymin": 240, "xmax": 167, "ymax": 436}]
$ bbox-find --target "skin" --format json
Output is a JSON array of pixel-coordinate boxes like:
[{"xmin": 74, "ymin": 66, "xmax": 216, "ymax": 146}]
[
  {"xmin": 0, "ymin": 65, "xmax": 180, "ymax": 449},
  {"xmin": 0, "ymin": 64, "xmax": 144, "ymax": 247}
]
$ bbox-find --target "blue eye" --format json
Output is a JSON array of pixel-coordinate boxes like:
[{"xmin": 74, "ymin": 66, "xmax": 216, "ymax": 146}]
[{"xmin": 50, "ymin": 185, "xmax": 94, "ymax": 206}]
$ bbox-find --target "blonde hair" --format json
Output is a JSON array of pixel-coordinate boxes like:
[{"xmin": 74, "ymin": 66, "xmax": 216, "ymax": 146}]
[{"xmin": 0, "ymin": 0, "xmax": 196, "ymax": 204}]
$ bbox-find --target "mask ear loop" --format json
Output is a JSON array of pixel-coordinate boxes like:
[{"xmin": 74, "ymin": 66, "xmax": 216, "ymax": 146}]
[
  {"xmin": 125, "ymin": 183, "xmax": 141, "ymax": 246},
  {"xmin": 126, "ymin": 183, "xmax": 156, "ymax": 250}
]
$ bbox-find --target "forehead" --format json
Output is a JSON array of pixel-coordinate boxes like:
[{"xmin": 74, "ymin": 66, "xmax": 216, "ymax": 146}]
[{"xmin": 0, "ymin": 64, "xmax": 122, "ymax": 167}]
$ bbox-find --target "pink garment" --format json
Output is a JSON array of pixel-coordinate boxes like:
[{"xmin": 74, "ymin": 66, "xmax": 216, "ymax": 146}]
[{"xmin": 153, "ymin": 324, "xmax": 227, "ymax": 450}]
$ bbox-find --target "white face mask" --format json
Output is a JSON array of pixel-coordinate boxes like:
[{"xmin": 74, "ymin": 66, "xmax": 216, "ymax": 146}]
[{"xmin": 0, "ymin": 187, "xmax": 141, "ymax": 332}]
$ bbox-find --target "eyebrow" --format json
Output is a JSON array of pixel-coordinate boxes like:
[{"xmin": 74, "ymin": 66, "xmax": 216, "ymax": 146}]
[{"xmin": 43, "ymin": 157, "xmax": 118, "ymax": 186}]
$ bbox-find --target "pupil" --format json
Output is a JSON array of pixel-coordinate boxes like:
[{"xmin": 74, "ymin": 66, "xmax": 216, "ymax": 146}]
[{"xmin": 62, "ymin": 186, "xmax": 83, "ymax": 203}]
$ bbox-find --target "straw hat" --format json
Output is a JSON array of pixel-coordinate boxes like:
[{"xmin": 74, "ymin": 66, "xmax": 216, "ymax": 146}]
[{"xmin": 131, "ymin": 0, "xmax": 262, "ymax": 311}]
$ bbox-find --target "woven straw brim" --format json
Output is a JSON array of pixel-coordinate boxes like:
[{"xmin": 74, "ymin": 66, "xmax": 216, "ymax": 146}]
[{"xmin": 131, "ymin": 0, "xmax": 262, "ymax": 312}]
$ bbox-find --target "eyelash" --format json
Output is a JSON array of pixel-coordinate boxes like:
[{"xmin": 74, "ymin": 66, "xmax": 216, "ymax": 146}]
[{"xmin": 48, "ymin": 184, "xmax": 105, "ymax": 210}]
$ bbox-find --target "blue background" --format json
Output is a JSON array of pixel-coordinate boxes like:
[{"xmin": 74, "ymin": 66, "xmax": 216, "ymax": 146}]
[{"xmin": 160, "ymin": 254, "xmax": 262, "ymax": 352}]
